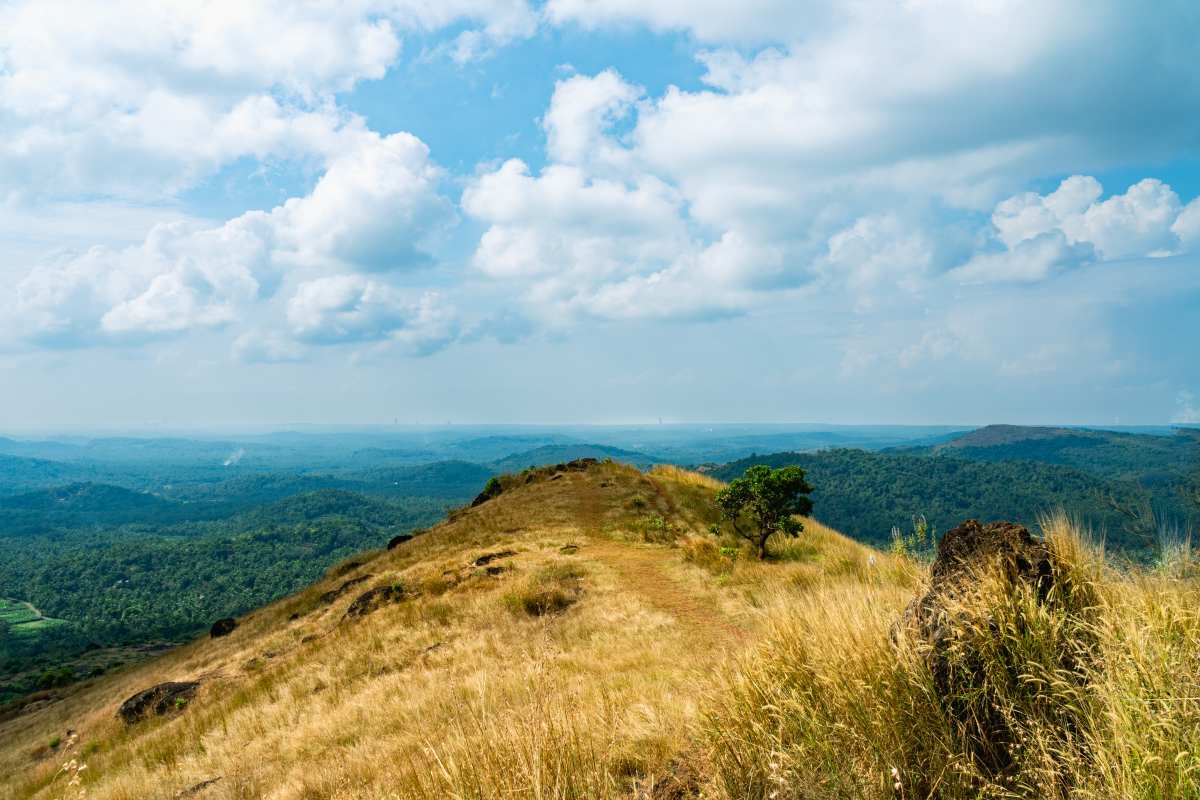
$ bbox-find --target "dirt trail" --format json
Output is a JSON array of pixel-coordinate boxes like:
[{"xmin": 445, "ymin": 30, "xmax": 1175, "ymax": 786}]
[{"xmin": 574, "ymin": 475, "xmax": 746, "ymax": 648}]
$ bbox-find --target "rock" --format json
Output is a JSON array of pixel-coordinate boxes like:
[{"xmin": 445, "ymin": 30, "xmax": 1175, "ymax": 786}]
[
  {"xmin": 319, "ymin": 574, "xmax": 372, "ymax": 605},
  {"xmin": 345, "ymin": 584, "xmax": 408, "ymax": 619},
  {"xmin": 473, "ymin": 549, "xmax": 516, "ymax": 567},
  {"xmin": 117, "ymin": 681, "xmax": 199, "ymax": 725},
  {"xmin": 559, "ymin": 544, "xmax": 580, "ymax": 555},
  {"xmin": 387, "ymin": 533, "xmax": 413, "ymax": 550},
  {"xmin": 898, "ymin": 519, "xmax": 1062, "ymax": 776},
  {"xmin": 209, "ymin": 618, "xmax": 237, "ymax": 638},
  {"xmin": 563, "ymin": 457, "xmax": 599, "ymax": 471},
  {"xmin": 175, "ymin": 777, "xmax": 221, "ymax": 798}
]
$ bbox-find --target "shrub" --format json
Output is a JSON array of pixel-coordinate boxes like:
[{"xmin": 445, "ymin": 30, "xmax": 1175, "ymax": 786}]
[{"xmin": 504, "ymin": 561, "xmax": 584, "ymax": 617}]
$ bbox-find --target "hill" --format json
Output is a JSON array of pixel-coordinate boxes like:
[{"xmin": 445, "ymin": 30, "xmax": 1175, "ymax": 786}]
[
  {"xmin": 0, "ymin": 483, "xmax": 204, "ymax": 533},
  {"xmin": 931, "ymin": 424, "xmax": 1200, "ymax": 485},
  {"xmin": 489, "ymin": 443, "xmax": 660, "ymax": 471},
  {"xmin": 0, "ymin": 463, "xmax": 1196, "ymax": 799}
]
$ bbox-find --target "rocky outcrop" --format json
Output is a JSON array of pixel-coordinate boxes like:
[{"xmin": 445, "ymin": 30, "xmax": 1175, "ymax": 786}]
[
  {"xmin": 345, "ymin": 584, "xmax": 408, "ymax": 619},
  {"xmin": 209, "ymin": 618, "xmax": 237, "ymax": 638},
  {"xmin": 319, "ymin": 574, "xmax": 372, "ymax": 605},
  {"xmin": 899, "ymin": 519, "xmax": 1078, "ymax": 777},
  {"xmin": 473, "ymin": 550, "xmax": 516, "ymax": 567},
  {"xmin": 117, "ymin": 681, "xmax": 199, "ymax": 725},
  {"xmin": 387, "ymin": 533, "xmax": 413, "ymax": 550}
]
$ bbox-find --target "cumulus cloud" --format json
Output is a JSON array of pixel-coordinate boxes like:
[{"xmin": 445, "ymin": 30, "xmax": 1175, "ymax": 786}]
[
  {"xmin": 953, "ymin": 175, "xmax": 1200, "ymax": 283},
  {"xmin": 2, "ymin": 132, "xmax": 451, "ymax": 347},
  {"xmin": 287, "ymin": 276, "xmax": 458, "ymax": 354},
  {"xmin": 0, "ymin": 0, "xmax": 534, "ymax": 200}
]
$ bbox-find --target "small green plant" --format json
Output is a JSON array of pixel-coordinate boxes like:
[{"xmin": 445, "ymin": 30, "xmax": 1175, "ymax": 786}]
[
  {"xmin": 48, "ymin": 735, "xmax": 61, "ymax": 749},
  {"xmin": 890, "ymin": 514, "xmax": 936, "ymax": 561},
  {"xmin": 174, "ymin": 696, "xmax": 188, "ymax": 709}
]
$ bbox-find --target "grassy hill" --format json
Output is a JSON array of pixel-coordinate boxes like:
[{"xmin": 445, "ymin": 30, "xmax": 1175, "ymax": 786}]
[{"xmin": 0, "ymin": 463, "xmax": 1196, "ymax": 799}]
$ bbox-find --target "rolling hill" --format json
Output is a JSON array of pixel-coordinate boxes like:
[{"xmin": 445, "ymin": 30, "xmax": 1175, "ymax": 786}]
[
  {"xmin": 489, "ymin": 443, "xmax": 661, "ymax": 471},
  {"xmin": 0, "ymin": 463, "xmax": 1196, "ymax": 799}
]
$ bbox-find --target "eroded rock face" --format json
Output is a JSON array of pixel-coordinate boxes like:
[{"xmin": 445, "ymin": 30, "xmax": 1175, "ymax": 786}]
[
  {"xmin": 319, "ymin": 574, "xmax": 372, "ymax": 605},
  {"xmin": 117, "ymin": 681, "xmax": 199, "ymax": 725},
  {"xmin": 209, "ymin": 618, "xmax": 237, "ymax": 638},
  {"xmin": 387, "ymin": 533, "xmax": 413, "ymax": 550},
  {"xmin": 899, "ymin": 520, "xmax": 1070, "ymax": 776},
  {"xmin": 344, "ymin": 584, "xmax": 407, "ymax": 619}
]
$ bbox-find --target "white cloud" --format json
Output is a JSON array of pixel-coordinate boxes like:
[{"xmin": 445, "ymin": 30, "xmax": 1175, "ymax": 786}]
[
  {"xmin": 542, "ymin": 69, "xmax": 641, "ymax": 169},
  {"xmin": 0, "ymin": 0, "xmax": 534, "ymax": 200},
  {"xmin": 954, "ymin": 175, "xmax": 1200, "ymax": 284},
  {"xmin": 286, "ymin": 275, "xmax": 458, "ymax": 354},
  {"xmin": 463, "ymin": 157, "xmax": 686, "ymax": 283},
  {"xmin": 2, "ymin": 132, "xmax": 452, "ymax": 347},
  {"xmin": 823, "ymin": 215, "xmax": 934, "ymax": 310},
  {"xmin": 951, "ymin": 231, "xmax": 1093, "ymax": 284},
  {"xmin": 269, "ymin": 132, "xmax": 451, "ymax": 272}
]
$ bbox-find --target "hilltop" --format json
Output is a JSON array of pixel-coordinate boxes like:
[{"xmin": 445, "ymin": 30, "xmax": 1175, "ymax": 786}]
[{"xmin": 1, "ymin": 462, "xmax": 1196, "ymax": 799}]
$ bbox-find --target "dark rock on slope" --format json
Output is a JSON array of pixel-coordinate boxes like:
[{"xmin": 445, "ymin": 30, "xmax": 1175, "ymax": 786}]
[
  {"xmin": 209, "ymin": 618, "xmax": 237, "ymax": 638},
  {"xmin": 387, "ymin": 533, "xmax": 413, "ymax": 550},
  {"xmin": 117, "ymin": 681, "xmax": 199, "ymax": 725},
  {"xmin": 899, "ymin": 519, "xmax": 1085, "ymax": 777},
  {"xmin": 345, "ymin": 584, "xmax": 408, "ymax": 619}
]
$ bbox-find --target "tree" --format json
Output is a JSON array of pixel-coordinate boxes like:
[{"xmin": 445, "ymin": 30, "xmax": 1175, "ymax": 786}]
[{"xmin": 715, "ymin": 464, "xmax": 814, "ymax": 559}]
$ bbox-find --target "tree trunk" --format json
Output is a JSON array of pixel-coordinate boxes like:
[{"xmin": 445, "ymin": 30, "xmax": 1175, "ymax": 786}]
[{"xmin": 756, "ymin": 536, "xmax": 768, "ymax": 560}]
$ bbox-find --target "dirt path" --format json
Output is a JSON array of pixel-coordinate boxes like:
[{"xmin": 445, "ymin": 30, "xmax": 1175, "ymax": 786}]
[{"xmin": 574, "ymin": 475, "xmax": 746, "ymax": 648}]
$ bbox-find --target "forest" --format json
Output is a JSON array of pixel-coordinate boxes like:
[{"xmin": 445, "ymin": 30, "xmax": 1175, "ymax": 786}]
[{"xmin": 713, "ymin": 435, "xmax": 1199, "ymax": 554}]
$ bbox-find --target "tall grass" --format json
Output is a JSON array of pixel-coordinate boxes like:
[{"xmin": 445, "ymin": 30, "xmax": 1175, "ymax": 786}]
[{"xmin": 703, "ymin": 513, "xmax": 1200, "ymax": 799}]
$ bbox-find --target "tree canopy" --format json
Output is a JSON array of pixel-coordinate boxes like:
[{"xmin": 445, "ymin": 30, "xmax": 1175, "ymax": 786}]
[{"xmin": 715, "ymin": 464, "xmax": 814, "ymax": 559}]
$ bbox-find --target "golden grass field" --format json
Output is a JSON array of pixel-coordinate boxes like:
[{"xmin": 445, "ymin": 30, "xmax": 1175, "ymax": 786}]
[{"xmin": 0, "ymin": 462, "xmax": 1196, "ymax": 800}]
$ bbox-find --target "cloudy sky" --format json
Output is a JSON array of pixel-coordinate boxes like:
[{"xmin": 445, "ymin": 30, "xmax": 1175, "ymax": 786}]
[{"xmin": 2, "ymin": 0, "xmax": 1199, "ymax": 429}]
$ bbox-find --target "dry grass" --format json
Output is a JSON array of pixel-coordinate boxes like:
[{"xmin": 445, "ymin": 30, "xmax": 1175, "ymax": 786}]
[
  {"xmin": 703, "ymin": 512, "xmax": 1200, "ymax": 800},
  {"xmin": 2, "ymin": 468, "xmax": 1196, "ymax": 800}
]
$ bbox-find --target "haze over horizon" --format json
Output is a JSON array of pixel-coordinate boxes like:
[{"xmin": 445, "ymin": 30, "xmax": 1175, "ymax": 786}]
[{"xmin": 3, "ymin": 1, "xmax": 1199, "ymax": 428}]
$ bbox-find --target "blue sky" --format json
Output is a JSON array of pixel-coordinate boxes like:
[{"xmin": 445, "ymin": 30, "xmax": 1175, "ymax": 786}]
[{"xmin": 1, "ymin": 0, "xmax": 1199, "ymax": 429}]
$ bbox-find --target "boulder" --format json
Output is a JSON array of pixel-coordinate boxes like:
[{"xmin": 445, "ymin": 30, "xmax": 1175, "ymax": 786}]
[
  {"xmin": 117, "ymin": 681, "xmax": 199, "ymax": 725},
  {"xmin": 387, "ymin": 533, "xmax": 414, "ymax": 550},
  {"xmin": 899, "ymin": 519, "xmax": 1064, "ymax": 775},
  {"xmin": 473, "ymin": 549, "xmax": 516, "ymax": 567},
  {"xmin": 345, "ymin": 584, "xmax": 408, "ymax": 619},
  {"xmin": 319, "ymin": 574, "xmax": 372, "ymax": 605},
  {"xmin": 209, "ymin": 618, "xmax": 237, "ymax": 638}
]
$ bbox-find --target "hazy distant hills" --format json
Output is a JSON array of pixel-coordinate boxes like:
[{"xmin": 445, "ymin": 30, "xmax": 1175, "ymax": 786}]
[
  {"xmin": 925, "ymin": 424, "xmax": 1199, "ymax": 484},
  {"xmin": 490, "ymin": 444, "xmax": 661, "ymax": 472}
]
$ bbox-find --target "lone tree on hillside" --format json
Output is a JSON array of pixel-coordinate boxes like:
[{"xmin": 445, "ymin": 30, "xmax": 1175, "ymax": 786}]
[{"xmin": 715, "ymin": 464, "xmax": 814, "ymax": 559}]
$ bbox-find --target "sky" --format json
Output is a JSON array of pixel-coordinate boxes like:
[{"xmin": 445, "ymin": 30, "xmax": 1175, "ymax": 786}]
[{"xmin": 2, "ymin": 0, "xmax": 1199, "ymax": 429}]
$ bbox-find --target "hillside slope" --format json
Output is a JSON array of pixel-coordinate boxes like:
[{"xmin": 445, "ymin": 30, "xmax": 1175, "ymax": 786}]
[
  {"xmin": 1, "ymin": 462, "xmax": 1196, "ymax": 800},
  {"xmin": 0, "ymin": 462, "xmax": 895, "ymax": 799}
]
